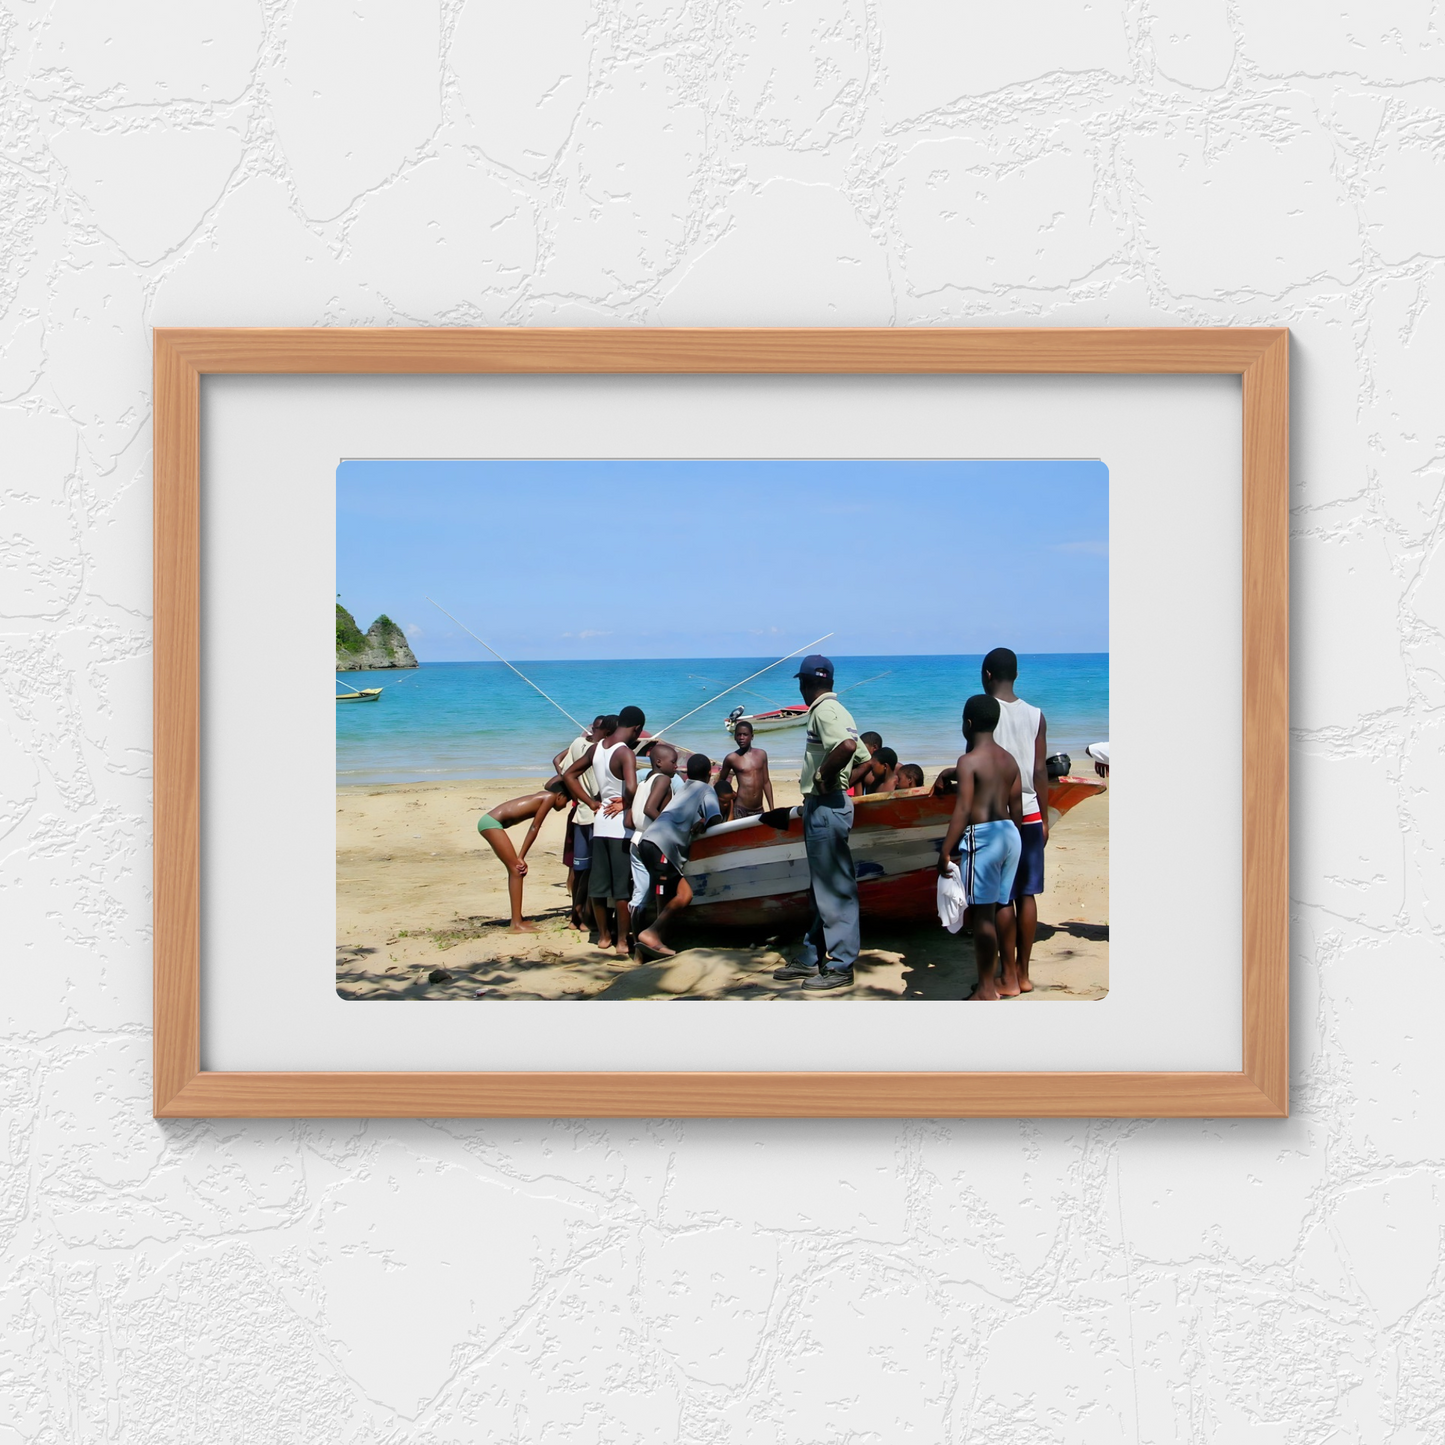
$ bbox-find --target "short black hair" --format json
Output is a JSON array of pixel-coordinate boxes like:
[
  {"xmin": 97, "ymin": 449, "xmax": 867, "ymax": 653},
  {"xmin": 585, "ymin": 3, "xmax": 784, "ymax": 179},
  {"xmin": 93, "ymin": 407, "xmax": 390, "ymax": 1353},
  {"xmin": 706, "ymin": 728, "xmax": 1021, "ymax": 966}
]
[
  {"xmin": 599, "ymin": 714, "xmax": 620, "ymax": 734},
  {"xmin": 733, "ymin": 719, "xmax": 754, "ymax": 735},
  {"xmin": 898, "ymin": 763, "xmax": 925, "ymax": 788},
  {"xmin": 618, "ymin": 705, "xmax": 646, "ymax": 729},
  {"xmin": 592, "ymin": 714, "xmax": 607, "ymax": 727},
  {"xmin": 982, "ymin": 647, "xmax": 1018, "ymax": 681},
  {"xmin": 963, "ymin": 694, "xmax": 1001, "ymax": 732},
  {"xmin": 860, "ymin": 730, "xmax": 883, "ymax": 749},
  {"xmin": 876, "ymin": 746, "xmax": 898, "ymax": 768},
  {"xmin": 686, "ymin": 752, "xmax": 711, "ymax": 780},
  {"xmin": 544, "ymin": 776, "xmax": 568, "ymax": 794}
]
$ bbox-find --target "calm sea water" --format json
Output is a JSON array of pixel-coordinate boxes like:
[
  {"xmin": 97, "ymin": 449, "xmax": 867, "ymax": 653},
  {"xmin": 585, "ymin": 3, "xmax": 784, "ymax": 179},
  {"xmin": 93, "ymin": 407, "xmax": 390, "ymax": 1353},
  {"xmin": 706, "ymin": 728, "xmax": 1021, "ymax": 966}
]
[{"xmin": 336, "ymin": 654, "xmax": 1108, "ymax": 785}]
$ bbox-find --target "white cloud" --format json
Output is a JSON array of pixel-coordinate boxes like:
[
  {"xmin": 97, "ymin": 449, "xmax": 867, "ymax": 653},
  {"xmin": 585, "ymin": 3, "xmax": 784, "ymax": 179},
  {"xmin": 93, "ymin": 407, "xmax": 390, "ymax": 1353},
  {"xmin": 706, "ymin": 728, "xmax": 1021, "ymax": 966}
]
[{"xmin": 405, "ymin": 622, "xmax": 422, "ymax": 637}]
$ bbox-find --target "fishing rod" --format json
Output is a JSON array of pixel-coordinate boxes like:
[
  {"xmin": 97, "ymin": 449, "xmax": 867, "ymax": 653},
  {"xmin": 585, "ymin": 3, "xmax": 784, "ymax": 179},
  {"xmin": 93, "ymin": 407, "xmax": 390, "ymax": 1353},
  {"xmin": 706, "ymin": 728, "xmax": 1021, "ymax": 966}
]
[
  {"xmin": 650, "ymin": 632, "xmax": 836, "ymax": 740},
  {"xmin": 425, "ymin": 597, "xmax": 586, "ymax": 731}
]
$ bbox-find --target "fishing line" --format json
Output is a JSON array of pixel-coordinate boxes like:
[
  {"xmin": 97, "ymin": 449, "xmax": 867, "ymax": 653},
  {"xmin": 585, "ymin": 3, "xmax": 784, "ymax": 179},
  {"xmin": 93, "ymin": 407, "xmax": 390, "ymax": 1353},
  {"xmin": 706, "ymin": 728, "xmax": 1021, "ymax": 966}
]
[
  {"xmin": 425, "ymin": 596, "xmax": 586, "ymax": 731},
  {"xmin": 686, "ymin": 676, "xmax": 780, "ymax": 707},
  {"xmin": 651, "ymin": 632, "xmax": 835, "ymax": 740},
  {"xmin": 335, "ymin": 667, "xmax": 423, "ymax": 692},
  {"xmin": 838, "ymin": 670, "xmax": 892, "ymax": 696}
]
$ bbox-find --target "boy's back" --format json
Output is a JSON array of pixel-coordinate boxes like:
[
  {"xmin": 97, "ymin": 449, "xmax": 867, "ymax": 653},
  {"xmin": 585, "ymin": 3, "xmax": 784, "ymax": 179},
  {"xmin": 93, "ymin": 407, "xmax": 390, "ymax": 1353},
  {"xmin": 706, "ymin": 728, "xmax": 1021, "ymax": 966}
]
[
  {"xmin": 937, "ymin": 694, "xmax": 1028, "ymax": 1000},
  {"xmin": 958, "ymin": 738, "xmax": 1022, "ymax": 825}
]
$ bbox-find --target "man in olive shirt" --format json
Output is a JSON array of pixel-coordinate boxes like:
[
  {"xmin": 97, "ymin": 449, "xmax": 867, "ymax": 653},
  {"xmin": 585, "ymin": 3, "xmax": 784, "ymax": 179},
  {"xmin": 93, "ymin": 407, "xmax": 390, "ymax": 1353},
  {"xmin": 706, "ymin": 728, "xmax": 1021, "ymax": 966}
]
[{"xmin": 773, "ymin": 654, "xmax": 872, "ymax": 992}]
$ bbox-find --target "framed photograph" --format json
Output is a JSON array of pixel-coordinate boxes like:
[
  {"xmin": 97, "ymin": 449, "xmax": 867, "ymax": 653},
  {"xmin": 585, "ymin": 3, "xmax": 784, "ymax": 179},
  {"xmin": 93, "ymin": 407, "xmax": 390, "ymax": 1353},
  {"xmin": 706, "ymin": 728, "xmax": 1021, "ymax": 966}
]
[{"xmin": 154, "ymin": 327, "xmax": 1288, "ymax": 1118}]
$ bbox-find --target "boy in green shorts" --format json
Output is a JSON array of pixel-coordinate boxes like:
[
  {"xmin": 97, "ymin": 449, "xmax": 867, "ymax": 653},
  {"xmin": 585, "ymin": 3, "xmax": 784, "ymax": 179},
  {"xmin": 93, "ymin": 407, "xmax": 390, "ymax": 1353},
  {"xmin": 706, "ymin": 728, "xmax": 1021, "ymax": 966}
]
[{"xmin": 476, "ymin": 780, "xmax": 570, "ymax": 932}]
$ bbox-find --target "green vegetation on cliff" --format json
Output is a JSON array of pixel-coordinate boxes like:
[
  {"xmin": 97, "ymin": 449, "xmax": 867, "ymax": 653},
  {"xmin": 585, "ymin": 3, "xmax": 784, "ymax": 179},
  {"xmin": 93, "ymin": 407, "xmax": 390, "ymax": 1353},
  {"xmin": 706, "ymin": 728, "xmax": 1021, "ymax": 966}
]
[
  {"xmin": 336, "ymin": 601, "xmax": 419, "ymax": 670},
  {"xmin": 336, "ymin": 603, "xmax": 367, "ymax": 653},
  {"xmin": 372, "ymin": 614, "xmax": 402, "ymax": 658}
]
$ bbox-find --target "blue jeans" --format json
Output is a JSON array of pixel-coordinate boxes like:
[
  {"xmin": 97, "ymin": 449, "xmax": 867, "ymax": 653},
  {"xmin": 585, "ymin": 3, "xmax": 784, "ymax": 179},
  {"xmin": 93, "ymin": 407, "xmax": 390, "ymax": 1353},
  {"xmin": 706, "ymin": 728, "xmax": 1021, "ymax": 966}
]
[{"xmin": 797, "ymin": 791, "xmax": 859, "ymax": 971}]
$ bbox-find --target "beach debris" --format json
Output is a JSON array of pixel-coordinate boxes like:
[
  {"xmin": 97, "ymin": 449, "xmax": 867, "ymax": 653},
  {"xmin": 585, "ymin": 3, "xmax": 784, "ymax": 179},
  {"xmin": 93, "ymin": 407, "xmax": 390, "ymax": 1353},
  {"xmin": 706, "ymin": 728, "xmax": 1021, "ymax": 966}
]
[{"xmin": 428, "ymin": 968, "xmax": 454, "ymax": 984}]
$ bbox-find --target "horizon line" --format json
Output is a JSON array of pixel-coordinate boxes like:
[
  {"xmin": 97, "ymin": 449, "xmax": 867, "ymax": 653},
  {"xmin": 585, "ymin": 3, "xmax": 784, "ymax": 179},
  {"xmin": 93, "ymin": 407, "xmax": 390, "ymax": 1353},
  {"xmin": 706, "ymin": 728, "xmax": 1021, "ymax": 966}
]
[{"xmin": 396, "ymin": 649, "xmax": 1111, "ymax": 665}]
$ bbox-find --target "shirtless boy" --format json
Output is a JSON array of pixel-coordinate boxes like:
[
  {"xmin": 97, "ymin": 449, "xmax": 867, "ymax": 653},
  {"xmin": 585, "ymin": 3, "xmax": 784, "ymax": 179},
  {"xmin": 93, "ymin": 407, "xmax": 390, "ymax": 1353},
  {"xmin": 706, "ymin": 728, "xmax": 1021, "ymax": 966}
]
[
  {"xmin": 850, "ymin": 731, "xmax": 887, "ymax": 793},
  {"xmin": 936, "ymin": 695, "xmax": 1024, "ymax": 1001},
  {"xmin": 867, "ymin": 747, "xmax": 900, "ymax": 794},
  {"xmin": 476, "ymin": 780, "xmax": 571, "ymax": 932},
  {"xmin": 715, "ymin": 721, "xmax": 774, "ymax": 818}
]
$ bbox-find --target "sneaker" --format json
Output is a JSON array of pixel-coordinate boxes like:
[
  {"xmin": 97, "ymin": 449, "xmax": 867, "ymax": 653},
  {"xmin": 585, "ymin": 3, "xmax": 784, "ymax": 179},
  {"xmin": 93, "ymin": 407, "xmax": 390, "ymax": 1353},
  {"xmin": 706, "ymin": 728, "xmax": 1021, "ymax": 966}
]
[
  {"xmin": 803, "ymin": 966, "xmax": 855, "ymax": 992},
  {"xmin": 772, "ymin": 959, "xmax": 820, "ymax": 981}
]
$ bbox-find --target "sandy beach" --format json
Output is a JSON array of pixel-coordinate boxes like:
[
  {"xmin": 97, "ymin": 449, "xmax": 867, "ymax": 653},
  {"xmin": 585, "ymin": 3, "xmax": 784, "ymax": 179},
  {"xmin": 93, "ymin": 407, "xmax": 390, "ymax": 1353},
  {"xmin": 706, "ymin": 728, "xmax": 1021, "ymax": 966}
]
[{"xmin": 337, "ymin": 765, "xmax": 1108, "ymax": 1002}]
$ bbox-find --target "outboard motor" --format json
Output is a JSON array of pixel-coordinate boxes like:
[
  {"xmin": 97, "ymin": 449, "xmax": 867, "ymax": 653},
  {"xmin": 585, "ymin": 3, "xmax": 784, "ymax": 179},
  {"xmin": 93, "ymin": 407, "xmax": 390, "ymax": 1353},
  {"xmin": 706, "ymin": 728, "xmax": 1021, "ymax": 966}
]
[
  {"xmin": 1045, "ymin": 752, "xmax": 1071, "ymax": 780},
  {"xmin": 726, "ymin": 705, "xmax": 746, "ymax": 727}
]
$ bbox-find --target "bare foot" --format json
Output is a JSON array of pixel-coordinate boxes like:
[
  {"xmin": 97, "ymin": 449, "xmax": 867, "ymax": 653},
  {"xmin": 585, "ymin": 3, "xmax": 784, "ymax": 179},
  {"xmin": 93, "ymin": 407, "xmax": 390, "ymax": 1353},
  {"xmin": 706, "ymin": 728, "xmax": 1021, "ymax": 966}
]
[
  {"xmin": 997, "ymin": 967, "xmax": 1022, "ymax": 998},
  {"xmin": 966, "ymin": 980, "xmax": 1001, "ymax": 1001},
  {"xmin": 613, "ymin": 942, "xmax": 630, "ymax": 957},
  {"xmin": 636, "ymin": 929, "xmax": 676, "ymax": 958},
  {"xmin": 596, "ymin": 935, "xmax": 613, "ymax": 952},
  {"xmin": 508, "ymin": 921, "xmax": 539, "ymax": 934},
  {"xmin": 1018, "ymin": 975, "xmax": 1034, "ymax": 994}
]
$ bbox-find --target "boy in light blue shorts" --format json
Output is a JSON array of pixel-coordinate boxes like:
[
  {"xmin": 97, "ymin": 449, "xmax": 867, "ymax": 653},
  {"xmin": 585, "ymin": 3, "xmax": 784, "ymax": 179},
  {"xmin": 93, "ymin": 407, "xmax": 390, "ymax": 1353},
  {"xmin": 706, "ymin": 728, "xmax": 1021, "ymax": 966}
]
[{"xmin": 937, "ymin": 695, "xmax": 1024, "ymax": 1000}]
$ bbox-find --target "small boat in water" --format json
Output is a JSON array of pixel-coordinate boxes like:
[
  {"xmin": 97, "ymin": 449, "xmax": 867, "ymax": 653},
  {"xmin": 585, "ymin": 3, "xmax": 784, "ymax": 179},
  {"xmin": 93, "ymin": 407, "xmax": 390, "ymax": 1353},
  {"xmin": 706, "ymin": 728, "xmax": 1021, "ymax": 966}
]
[
  {"xmin": 723, "ymin": 670, "xmax": 891, "ymax": 736},
  {"xmin": 724, "ymin": 703, "xmax": 808, "ymax": 734},
  {"xmin": 336, "ymin": 686, "xmax": 383, "ymax": 702},
  {"xmin": 684, "ymin": 775, "xmax": 1106, "ymax": 928}
]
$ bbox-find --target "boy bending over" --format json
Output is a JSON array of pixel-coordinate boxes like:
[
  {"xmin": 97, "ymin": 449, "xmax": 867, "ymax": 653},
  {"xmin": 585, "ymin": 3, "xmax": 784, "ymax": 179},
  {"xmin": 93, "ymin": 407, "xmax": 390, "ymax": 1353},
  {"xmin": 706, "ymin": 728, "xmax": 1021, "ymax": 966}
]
[
  {"xmin": 634, "ymin": 753, "xmax": 726, "ymax": 957},
  {"xmin": 476, "ymin": 780, "xmax": 571, "ymax": 932}
]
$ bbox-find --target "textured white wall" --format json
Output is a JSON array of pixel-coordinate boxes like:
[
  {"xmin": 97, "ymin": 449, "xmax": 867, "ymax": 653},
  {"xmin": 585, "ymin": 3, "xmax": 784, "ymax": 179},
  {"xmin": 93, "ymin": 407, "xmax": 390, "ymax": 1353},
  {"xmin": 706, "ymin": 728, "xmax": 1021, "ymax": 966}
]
[{"xmin": 2, "ymin": 0, "xmax": 1439, "ymax": 1438}]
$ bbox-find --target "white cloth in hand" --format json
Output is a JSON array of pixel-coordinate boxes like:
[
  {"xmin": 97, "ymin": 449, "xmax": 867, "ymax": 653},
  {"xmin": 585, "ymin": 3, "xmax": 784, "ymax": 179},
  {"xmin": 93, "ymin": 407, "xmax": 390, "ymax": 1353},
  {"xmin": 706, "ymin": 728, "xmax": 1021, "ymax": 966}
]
[{"xmin": 936, "ymin": 861, "xmax": 967, "ymax": 933}]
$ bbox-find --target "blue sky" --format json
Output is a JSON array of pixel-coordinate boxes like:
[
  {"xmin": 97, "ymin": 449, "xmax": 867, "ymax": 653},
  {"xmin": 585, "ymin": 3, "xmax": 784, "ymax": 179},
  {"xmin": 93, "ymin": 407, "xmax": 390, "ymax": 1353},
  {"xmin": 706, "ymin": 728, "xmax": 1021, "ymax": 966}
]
[{"xmin": 336, "ymin": 458, "xmax": 1108, "ymax": 660}]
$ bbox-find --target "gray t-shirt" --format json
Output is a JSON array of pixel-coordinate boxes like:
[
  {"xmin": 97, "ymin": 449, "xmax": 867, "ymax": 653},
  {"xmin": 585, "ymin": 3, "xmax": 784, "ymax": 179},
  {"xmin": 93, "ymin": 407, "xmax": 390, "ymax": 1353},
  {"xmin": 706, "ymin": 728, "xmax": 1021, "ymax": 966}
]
[{"xmin": 640, "ymin": 779, "xmax": 721, "ymax": 868}]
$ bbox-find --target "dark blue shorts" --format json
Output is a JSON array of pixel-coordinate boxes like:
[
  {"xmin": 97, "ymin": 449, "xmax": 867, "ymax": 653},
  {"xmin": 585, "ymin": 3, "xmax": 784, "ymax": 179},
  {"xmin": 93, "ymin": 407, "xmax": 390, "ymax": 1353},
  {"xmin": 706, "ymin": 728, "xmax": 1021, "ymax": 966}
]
[
  {"xmin": 1010, "ymin": 820, "xmax": 1045, "ymax": 900},
  {"xmin": 572, "ymin": 822, "xmax": 593, "ymax": 872}
]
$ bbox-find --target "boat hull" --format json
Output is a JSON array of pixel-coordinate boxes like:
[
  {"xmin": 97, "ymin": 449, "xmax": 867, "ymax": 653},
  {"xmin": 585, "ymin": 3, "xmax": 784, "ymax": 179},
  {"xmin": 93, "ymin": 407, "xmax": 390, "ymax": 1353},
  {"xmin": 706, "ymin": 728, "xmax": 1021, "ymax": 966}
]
[
  {"xmin": 683, "ymin": 779, "xmax": 1105, "ymax": 929},
  {"xmin": 336, "ymin": 689, "xmax": 382, "ymax": 702},
  {"xmin": 726, "ymin": 708, "xmax": 808, "ymax": 734}
]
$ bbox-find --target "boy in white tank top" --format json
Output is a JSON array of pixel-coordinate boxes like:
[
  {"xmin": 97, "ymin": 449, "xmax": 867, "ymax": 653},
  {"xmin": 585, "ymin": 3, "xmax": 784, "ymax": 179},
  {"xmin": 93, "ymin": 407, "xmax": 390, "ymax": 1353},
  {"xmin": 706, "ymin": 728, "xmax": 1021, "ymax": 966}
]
[
  {"xmin": 981, "ymin": 647, "xmax": 1049, "ymax": 998},
  {"xmin": 561, "ymin": 706, "xmax": 646, "ymax": 955}
]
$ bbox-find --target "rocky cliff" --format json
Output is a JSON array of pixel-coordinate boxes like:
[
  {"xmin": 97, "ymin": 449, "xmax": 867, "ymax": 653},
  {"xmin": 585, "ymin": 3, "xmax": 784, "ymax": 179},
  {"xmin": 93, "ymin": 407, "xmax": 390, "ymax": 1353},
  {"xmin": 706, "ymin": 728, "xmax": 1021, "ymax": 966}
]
[{"xmin": 336, "ymin": 604, "xmax": 419, "ymax": 671}]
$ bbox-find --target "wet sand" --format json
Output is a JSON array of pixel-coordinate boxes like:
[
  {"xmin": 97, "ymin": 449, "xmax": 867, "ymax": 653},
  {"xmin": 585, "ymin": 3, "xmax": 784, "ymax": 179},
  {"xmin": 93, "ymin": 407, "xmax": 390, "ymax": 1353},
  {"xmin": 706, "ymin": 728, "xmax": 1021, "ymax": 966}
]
[{"xmin": 336, "ymin": 768, "xmax": 1108, "ymax": 1002}]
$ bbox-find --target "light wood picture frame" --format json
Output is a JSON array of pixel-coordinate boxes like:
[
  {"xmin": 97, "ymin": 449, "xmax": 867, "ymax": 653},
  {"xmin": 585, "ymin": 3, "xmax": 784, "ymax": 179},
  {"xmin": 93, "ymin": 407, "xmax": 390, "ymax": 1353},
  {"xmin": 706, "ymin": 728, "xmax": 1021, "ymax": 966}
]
[{"xmin": 153, "ymin": 327, "xmax": 1288, "ymax": 1119}]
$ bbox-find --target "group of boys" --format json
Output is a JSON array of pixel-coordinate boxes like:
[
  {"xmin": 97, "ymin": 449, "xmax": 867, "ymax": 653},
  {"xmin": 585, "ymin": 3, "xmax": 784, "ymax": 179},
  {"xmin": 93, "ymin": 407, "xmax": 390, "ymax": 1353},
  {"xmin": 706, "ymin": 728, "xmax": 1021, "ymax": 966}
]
[
  {"xmin": 551, "ymin": 706, "xmax": 725, "ymax": 959},
  {"xmin": 474, "ymin": 646, "xmax": 1052, "ymax": 1001}
]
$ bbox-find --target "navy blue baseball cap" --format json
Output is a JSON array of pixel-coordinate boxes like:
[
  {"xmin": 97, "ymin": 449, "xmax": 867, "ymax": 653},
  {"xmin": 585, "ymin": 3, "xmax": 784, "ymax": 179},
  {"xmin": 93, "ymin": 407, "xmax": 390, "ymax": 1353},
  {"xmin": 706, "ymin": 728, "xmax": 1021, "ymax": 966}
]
[{"xmin": 794, "ymin": 654, "xmax": 835, "ymax": 681}]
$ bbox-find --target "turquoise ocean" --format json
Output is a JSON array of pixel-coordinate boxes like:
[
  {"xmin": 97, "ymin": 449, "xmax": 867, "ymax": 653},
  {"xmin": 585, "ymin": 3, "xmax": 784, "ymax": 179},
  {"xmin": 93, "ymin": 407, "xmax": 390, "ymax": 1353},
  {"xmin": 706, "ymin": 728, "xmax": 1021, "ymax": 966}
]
[{"xmin": 336, "ymin": 654, "xmax": 1109, "ymax": 786}]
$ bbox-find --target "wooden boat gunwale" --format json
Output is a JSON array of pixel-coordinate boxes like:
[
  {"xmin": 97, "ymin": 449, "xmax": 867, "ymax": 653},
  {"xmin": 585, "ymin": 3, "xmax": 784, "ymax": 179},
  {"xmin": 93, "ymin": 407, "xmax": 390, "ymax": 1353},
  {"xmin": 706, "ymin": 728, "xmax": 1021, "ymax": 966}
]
[{"xmin": 683, "ymin": 776, "xmax": 1106, "ymax": 927}]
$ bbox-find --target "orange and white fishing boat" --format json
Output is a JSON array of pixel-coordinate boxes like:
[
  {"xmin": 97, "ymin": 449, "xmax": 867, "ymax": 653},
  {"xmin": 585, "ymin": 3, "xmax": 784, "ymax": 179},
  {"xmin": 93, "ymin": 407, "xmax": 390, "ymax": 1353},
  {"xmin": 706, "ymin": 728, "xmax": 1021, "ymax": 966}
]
[
  {"xmin": 683, "ymin": 776, "xmax": 1105, "ymax": 928},
  {"xmin": 724, "ymin": 704, "xmax": 809, "ymax": 734}
]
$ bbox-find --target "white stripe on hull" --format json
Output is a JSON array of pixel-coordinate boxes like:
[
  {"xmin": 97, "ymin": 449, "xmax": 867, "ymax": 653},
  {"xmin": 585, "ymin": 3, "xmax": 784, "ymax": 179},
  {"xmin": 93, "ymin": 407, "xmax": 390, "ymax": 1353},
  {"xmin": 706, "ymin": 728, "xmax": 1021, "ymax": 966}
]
[{"xmin": 685, "ymin": 822, "xmax": 949, "ymax": 907}]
